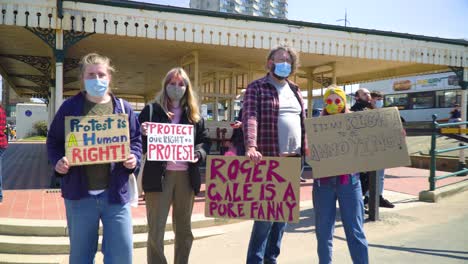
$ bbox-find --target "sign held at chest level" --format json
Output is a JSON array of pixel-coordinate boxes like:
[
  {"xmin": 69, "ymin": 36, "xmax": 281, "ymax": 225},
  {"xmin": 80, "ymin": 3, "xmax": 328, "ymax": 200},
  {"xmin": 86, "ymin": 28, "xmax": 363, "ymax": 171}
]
[
  {"xmin": 205, "ymin": 156, "xmax": 301, "ymax": 223},
  {"xmin": 65, "ymin": 114, "xmax": 130, "ymax": 166}
]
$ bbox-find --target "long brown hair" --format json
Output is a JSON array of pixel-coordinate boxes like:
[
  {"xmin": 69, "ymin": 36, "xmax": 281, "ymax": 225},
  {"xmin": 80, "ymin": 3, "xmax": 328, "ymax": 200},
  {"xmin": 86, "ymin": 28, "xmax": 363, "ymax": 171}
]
[{"xmin": 154, "ymin": 67, "xmax": 201, "ymax": 123}]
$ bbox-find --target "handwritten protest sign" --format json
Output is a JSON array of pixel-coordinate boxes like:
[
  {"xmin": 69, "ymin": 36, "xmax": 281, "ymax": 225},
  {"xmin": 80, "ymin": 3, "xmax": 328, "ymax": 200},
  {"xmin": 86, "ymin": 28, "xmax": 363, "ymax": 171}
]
[
  {"xmin": 146, "ymin": 123, "xmax": 194, "ymax": 161},
  {"xmin": 305, "ymin": 107, "xmax": 410, "ymax": 179},
  {"xmin": 65, "ymin": 114, "xmax": 130, "ymax": 166},
  {"xmin": 205, "ymin": 156, "xmax": 301, "ymax": 223}
]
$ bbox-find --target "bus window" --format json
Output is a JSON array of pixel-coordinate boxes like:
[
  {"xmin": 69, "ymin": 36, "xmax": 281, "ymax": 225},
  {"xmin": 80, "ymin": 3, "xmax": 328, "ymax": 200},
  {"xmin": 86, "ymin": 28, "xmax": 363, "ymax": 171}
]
[
  {"xmin": 436, "ymin": 90, "xmax": 461, "ymax": 108},
  {"xmin": 384, "ymin": 94, "xmax": 408, "ymax": 109},
  {"xmin": 409, "ymin": 92, "xmax": 434, "ymax": 109}
]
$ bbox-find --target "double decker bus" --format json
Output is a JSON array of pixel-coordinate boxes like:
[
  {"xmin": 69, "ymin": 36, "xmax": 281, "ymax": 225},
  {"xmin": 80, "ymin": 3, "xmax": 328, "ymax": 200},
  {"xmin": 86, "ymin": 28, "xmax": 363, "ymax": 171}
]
[{"xmin": 362, "ymin": 72, "xmax": 462, "ymax": 122}]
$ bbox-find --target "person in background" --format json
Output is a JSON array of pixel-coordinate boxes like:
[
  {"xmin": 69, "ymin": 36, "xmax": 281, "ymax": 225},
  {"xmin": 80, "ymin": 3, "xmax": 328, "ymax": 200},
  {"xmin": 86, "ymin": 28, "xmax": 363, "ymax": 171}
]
[
  {"xmin": 350, "ymin": 88, "xmax": 373, "ymax": 211},
  {"xmin": 365, "ymin": 91, "xmax": 395, "ymax": 209},
  {"xmin": 47, "ymin": 53, "xmax": 142, "ymax": 263},
  {"xmin": 314, "ymin": 86, "xmax": 369, "ymax": 264},
  {"xmin": 449, "ymin": 104, "xmax": 462, "ymax": 123},
  {"xmin": 243, "ymin": 44, "xmax": 308, "ymax": 264},
  {"xmin": 0, "ymin": 105, "xmax": 7, "ymax": 203},
  {"xmin": 139, "ymin": 67, "xmax": 210, "ymax": 264}
]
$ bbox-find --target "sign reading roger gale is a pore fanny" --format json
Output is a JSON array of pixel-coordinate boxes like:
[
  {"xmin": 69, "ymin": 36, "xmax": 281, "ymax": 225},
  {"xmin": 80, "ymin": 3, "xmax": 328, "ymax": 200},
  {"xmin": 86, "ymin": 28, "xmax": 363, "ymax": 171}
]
[
  {"xmin": 146, "ymin": 122, "xmax": 195, "ymax": 161},
  {"xmin": 205, "ymin": 156, "xmax": 301, "ymax": 223},
  {"xmin": 65, "ymin": 114, "xmax": 130, "ymax": 166},
  {"xmin": 305, "ymin": 107, "xmax": 410, "ymax": 179}
]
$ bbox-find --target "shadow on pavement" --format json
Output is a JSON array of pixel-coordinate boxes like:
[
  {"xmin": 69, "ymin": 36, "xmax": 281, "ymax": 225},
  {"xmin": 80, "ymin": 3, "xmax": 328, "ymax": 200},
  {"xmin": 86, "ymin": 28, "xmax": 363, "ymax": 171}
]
[{"xmin": 333, "ymin": 235, "xmax": 468, "ymax": 260}]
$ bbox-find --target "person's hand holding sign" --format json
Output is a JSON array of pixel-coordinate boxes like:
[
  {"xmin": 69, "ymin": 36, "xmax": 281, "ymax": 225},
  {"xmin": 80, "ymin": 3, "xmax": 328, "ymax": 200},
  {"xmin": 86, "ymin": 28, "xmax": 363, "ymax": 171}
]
[
  {"xmin": 123, "ymin": 154, "xmax": 137, "ymax": 169},
  {"xmin": 246, "ymin": 146, "xmax": 262, "ymax": 164},
  {"xmin": 190, "ymin": 152, "xmax": 200, "ymax": 163},
  {"xmin": 55, "ymin": 157, "xmax": 70, "ymax": 174}
]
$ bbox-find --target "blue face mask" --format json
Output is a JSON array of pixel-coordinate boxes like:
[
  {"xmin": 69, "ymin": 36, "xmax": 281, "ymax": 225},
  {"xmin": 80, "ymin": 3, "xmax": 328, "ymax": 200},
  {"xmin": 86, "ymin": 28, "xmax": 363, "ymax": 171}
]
[
  {"xmin": 273, "ymin": 62, "xmax": 292, "ymax": 78},
  {"xmin": 84, "ymin": 78, "xmax": 109, "ymax": 97},
  {"xmin": 375, "ymin": 99, "xmax": 384, "ymax": 109}
]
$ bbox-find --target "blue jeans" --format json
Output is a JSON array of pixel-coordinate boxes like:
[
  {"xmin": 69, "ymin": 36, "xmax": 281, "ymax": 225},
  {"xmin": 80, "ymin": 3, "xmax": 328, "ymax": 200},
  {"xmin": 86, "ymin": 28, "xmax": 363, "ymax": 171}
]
[
  {"xmin": 64, "ymin": 191, "xmax": 133, "ymax": 264},
  {"xmin": 365, "ymin": 169, "xmax": 385, "ymax": 197},
  {"xmin": 246, "ymin": 221, "xmax": 287, "ymax": 264},
  {"xmin": 313, "ymin": 175, "xmax": 369, "ymax": 264},
  {"xmin": 0, "ymin": 148, "xmax": 5, "ymax": 202}
]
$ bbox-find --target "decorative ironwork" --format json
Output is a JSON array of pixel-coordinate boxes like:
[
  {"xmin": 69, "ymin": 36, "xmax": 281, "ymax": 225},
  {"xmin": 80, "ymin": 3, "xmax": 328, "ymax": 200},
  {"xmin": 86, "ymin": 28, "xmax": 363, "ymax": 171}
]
[
  {"xmin": 64, "ymin": 58, "xmax": 81, "ymax": 73},
  {"xmin": 64, "ymin": 30, "xmax": 94, "ymax": 51},
  {"xmin": 0, "ymin": 54, "xmax": 51, "ymax": 76},
  {"xmin": 449, "ymin": 66, "xmax": 467, "ymax": 90},
  {"xmin": 313, "ymin": 76, "xmax": 333, "ymax": 87},
  {"xmin": 64, "ymin": 77, "xmax": 78, "ymax": 85},
  {"xmin": 11, "ymin": 74, "xmax": 50, "ymax": 88},
  {"xmin": 16, "ymin": 85, "xmax": 48, "ymax": 94},
  {"xmin": 25, "ymin": 27, "xmax": 56, "ymax": 50}
]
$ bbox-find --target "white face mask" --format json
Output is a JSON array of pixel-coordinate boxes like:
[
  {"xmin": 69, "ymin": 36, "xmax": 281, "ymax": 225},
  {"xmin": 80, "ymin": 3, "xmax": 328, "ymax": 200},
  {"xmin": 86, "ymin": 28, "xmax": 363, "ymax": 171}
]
[
  {"xmin": 166, "ymin": 84, "xmax": 186, "ymax": 102},
  {"xmin": 375, "ymin": 99, "xmax": 384, "ymax": 109}
]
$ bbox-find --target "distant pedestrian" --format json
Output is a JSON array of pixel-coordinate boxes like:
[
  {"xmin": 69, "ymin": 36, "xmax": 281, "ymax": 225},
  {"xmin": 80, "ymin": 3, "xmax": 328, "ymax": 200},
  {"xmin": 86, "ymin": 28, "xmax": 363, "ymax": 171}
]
[
  {"xmin": 365, "ymin": 91, "xmax": 395, "ymax": 209},
  {"xmin": 449, "ymin": 104, "xmax": 462, "ymax": 123},
  {"xmin": 0, "ymin": 105, "xmax": 7, "ymax": 203}
]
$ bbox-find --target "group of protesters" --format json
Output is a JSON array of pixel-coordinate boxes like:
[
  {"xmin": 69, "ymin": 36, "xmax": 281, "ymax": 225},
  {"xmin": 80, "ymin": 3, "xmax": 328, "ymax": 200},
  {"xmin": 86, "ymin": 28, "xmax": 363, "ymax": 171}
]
[{"xmin": 46, "ymin": 44, "xmax": 397, "ymax": 264}]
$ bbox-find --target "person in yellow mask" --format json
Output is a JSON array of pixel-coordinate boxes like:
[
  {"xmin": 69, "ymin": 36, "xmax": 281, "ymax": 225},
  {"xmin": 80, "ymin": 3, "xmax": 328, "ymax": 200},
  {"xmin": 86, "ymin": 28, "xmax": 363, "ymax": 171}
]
[{"xmin": 314, "ymin": 85, "xmax": 369, "ymax": 264}]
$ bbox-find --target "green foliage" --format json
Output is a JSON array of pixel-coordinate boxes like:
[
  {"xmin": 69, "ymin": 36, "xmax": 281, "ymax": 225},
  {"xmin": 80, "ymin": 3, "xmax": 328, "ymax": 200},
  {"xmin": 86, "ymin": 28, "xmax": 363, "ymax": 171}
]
[{"xmin": 33, "ymin": 120, "xmax": 48, "ymax": 137}]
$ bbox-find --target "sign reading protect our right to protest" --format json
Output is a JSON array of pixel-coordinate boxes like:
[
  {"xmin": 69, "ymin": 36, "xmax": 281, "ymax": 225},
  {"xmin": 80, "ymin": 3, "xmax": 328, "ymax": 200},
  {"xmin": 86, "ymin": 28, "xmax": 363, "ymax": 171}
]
[
  {"xmin": 205, "ymin": 156, "xmax": 301, "ymax": 223},
  {"xmin": 146, "ymin": 122, "xmax": 195, "ymax": 161},
  {"xmin": 305, "ymin": 107, "xmax": 410, "ymax": 179}
]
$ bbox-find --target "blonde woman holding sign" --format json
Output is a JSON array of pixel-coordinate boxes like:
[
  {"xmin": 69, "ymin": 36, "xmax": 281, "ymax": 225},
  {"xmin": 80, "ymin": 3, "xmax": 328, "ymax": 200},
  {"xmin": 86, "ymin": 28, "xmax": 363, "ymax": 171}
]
[
  {"xmin": 139, "ymin": 67, "xmax": 210, "ymax": 264},
  {"xmin": 46, "ymin": 53, "xmax": 142, "ymax": 264}
]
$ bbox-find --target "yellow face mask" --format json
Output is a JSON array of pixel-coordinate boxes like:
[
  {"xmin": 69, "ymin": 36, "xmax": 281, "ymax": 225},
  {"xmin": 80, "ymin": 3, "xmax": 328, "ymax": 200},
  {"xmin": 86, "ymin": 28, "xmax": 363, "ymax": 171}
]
[{"xmin": 325, "ymin": 94, "xmax": 345, "ymax": 115}]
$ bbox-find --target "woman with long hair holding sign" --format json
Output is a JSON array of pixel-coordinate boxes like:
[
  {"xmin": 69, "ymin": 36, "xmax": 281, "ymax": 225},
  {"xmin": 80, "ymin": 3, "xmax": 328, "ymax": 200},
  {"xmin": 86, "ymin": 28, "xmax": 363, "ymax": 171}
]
[
  {"xmin": 46, "ymin": 53, "xmax": 142, "ymax": 263},
  {"xmin": 139, "ymin": 67, "xmax": 210, "ymax": 264},
  {"xmin": 313, "ymin": 85, "xmax": 369, "ymax": 264}
]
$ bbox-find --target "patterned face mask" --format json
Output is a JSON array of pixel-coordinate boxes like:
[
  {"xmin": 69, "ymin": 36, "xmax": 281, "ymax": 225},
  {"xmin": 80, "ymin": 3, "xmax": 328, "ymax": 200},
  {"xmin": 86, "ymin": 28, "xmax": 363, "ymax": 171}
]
[
  {"xmin": 325, "ymin": 95, "xmax": 345, "ymax": 115},
  {"xmin": 166, "ymin": 84, "xmax": 186, "ymax": 102}
]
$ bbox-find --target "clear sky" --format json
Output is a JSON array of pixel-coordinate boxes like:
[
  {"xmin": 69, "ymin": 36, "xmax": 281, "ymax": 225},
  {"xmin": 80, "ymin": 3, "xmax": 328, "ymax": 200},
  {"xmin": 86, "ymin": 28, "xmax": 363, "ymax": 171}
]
[{"xmin": 137, "ymin": 0, "xmax": 468, "ymax": 39}]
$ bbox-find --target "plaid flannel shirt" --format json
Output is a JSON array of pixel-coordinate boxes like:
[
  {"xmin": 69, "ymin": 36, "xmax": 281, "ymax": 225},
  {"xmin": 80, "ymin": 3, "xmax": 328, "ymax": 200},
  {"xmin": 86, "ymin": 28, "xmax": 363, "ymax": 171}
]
[{"xmin": 242, "ymin": 74, "xmax": 307, "ymax": 157}]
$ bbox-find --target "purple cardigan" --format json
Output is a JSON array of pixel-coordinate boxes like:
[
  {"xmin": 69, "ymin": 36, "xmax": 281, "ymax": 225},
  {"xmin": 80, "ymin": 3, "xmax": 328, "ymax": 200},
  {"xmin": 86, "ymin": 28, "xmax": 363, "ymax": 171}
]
[{"xmin": 46, "ymin": 92, "xmax": 142, "ymax": 204}]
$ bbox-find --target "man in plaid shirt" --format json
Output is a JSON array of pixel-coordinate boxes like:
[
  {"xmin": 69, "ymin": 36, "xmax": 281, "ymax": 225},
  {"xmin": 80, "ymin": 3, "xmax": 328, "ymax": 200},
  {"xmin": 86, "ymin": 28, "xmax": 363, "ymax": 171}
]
[
  {"xmin": 0, "ymin": 105, "xmax": 8, "ymax": 203},
  {"xmin": 243, "ymin": 44, "xmax": 308, "ymax": 264}
]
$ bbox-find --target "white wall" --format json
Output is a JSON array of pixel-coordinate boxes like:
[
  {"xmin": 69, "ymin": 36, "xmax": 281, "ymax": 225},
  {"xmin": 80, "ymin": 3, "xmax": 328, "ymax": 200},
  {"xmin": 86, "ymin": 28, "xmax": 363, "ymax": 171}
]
[{"xmin": 16, "ymin": 103, "xmax": 48, "ymax": 139}]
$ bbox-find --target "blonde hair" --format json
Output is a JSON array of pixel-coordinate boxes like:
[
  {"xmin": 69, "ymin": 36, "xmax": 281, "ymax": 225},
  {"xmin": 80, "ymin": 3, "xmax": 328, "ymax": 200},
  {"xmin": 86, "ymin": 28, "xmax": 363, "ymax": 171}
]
[
  {"xmin": 266, "ymin": 44, "xmax": 300, "ymax": 74},
  {"xmin": 154, "ymin": 67, "xmax": 201, "ymax": 124},
  {"xmin": 78, "ymin": 53, "xmax": 115, "ymax": 90}
]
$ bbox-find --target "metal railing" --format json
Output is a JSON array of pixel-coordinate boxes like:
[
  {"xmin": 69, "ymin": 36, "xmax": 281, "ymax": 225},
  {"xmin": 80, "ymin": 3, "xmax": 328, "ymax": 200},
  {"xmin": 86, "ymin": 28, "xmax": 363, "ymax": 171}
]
[{"xmin": 429, "ymin": 114, "xmax": 468, "ymax": 191}]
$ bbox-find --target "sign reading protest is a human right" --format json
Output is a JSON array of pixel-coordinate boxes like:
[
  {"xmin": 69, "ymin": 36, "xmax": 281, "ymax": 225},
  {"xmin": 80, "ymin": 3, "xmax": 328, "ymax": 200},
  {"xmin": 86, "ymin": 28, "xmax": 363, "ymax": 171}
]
[
  {"xmin": 205, "ymin": 156, "xmax": 301, "ymax": 223},
  {"xmin": 146, "ymin": 122, "xmax": 194, "ymax": 161},
  {"xmin": 305, "ymin": 107, "xmax": 410, "ymax": 179},
  {"xmin": 65, "ymin": 114, "xmax": 130, "ymax": 166}
]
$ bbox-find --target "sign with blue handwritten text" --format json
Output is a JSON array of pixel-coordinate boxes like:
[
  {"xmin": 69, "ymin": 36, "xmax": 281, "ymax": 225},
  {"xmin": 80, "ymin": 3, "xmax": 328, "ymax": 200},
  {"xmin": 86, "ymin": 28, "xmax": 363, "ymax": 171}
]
[
  {"xmin": 65, "ymin": 114, "xmax": 130, "ymax": 166},
  {"xmin": 205, "ymin": 156, "xmax": 301, "ymax": 223},
  {"xmin": 146, "ymin": 123, "xmax": 195, "ymax": 162},
  {"xmin": 305, "ymin": 107, "xmax": 410, "ymax": 179}
]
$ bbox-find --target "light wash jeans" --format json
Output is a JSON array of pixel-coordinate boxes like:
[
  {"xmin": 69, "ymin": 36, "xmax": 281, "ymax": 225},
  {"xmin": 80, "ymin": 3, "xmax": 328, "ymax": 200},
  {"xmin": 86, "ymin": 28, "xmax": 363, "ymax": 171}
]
[
  {"xmin": 313, "ymin": 175, "xmax": 369, "ymax": 264},
  {"xmin": 64, "ymin": 190, "xmax": 133, "ymax": 264}
]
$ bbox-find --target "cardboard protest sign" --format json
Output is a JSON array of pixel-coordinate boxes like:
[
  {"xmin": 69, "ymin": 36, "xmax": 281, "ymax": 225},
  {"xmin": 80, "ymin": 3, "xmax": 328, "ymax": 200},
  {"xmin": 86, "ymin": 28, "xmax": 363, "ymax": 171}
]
[
  {"xmin": 305, "ymin": 107, "xmax": 410, "ymax": 179},
  {"xmin": 205, "ymin": 156, "xmax": 301, "ymax": 223},
  {"xmin": 65, "ymin": 114, "xmax": 130, "ymax": 166},
  {"xmin": 205, "ymin": 121, "xmax": 233, "ymax": 139},
  {"xmin": 146, "ymin": 122, "xmax": 195, "ymax": 161}
]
